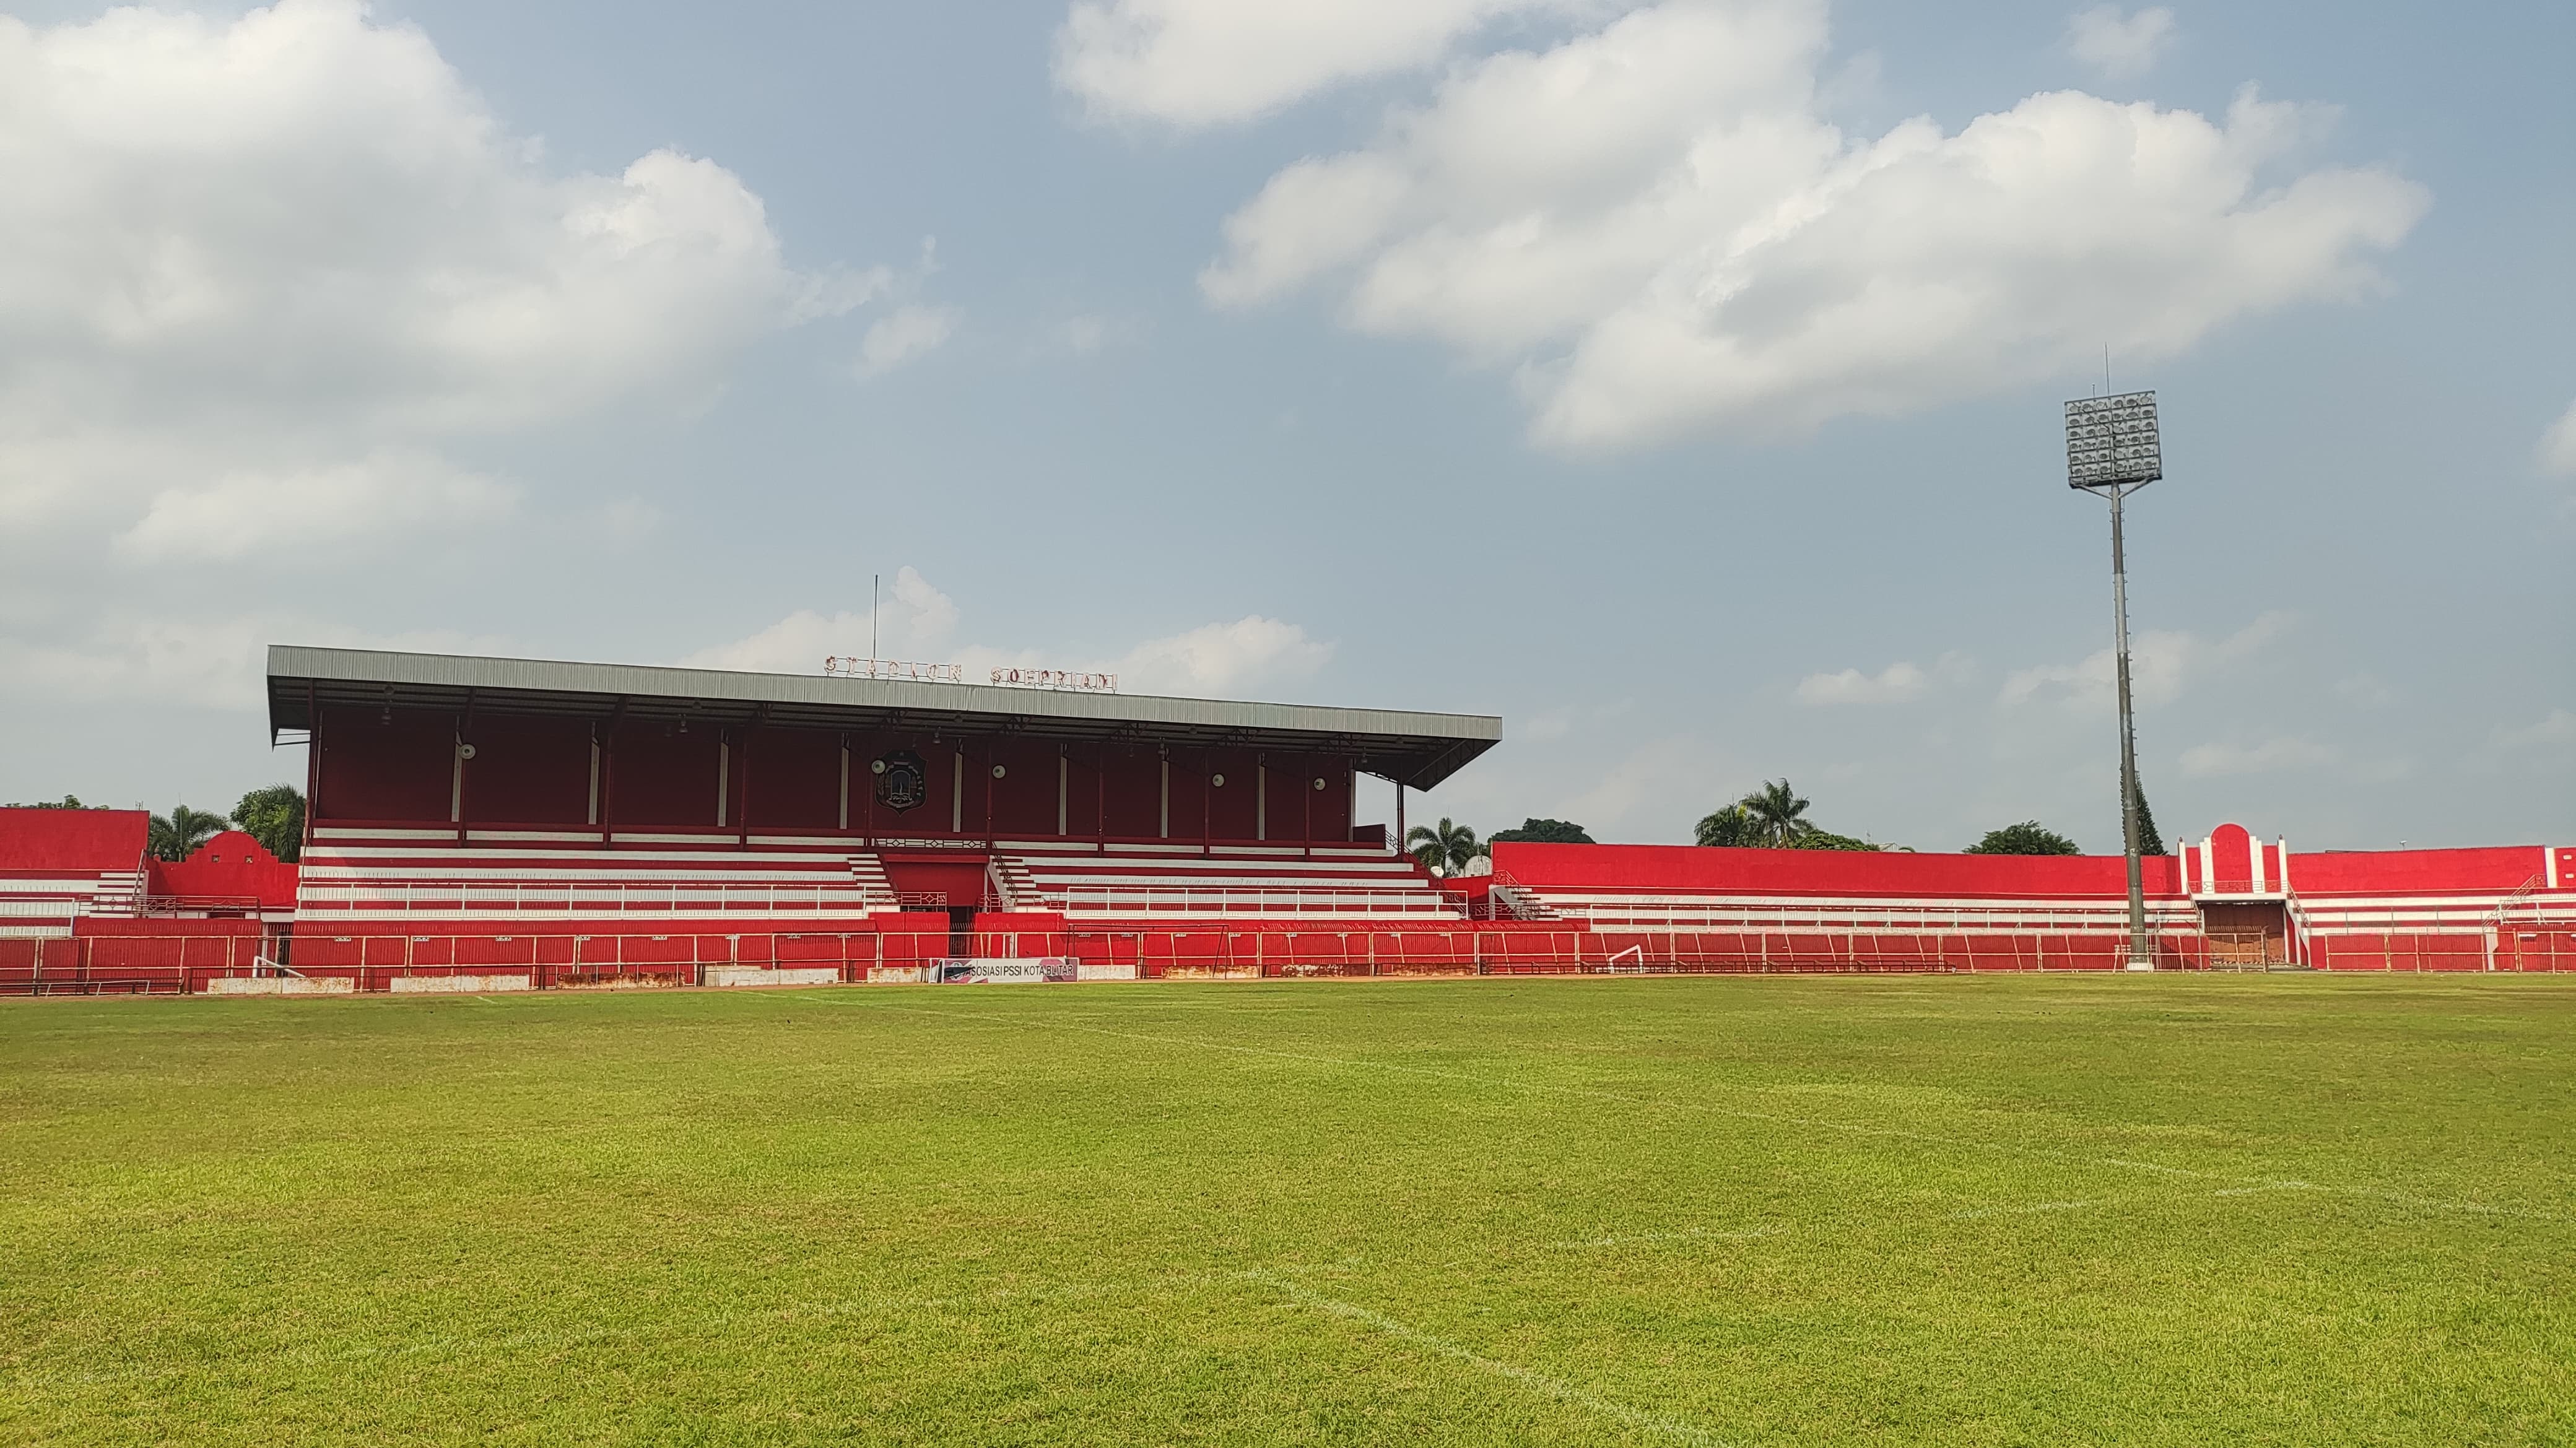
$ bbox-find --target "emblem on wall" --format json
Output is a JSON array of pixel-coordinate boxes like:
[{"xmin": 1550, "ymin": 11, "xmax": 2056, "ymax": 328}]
[{"xmin": 873, "ymin": 749, "xmax": 929, "ymax": 813}]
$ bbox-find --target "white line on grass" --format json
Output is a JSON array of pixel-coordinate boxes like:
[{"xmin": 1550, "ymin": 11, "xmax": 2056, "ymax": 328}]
[
  {"xmin": 1946, "ymin": 1199, "xmax": 2099, "ymax": 1220},
  {"xmin": 840, "ymin": 1000, "xmax": 2566, "ymax": 1225},
  {"xmin": 1551, "ymin": 1225, "xmax": 1786, "ymax": 1251},
  {"xmin": 1241, "ymin": 1271, "xmax": 1732, "ymax": 1447}
]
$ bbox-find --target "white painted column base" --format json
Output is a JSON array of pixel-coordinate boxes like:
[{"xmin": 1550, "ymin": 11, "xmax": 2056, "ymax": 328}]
[
  {"xmin": 206, "ymin": 976, "xmax": 357, "ymax": 996},
  {"xmin": 702, "ymin": 965, "xmax": 841, "ymax": 988},
  {"xmin": 391, "ymin": 973, "xmax": 534, "ymax": 994}
]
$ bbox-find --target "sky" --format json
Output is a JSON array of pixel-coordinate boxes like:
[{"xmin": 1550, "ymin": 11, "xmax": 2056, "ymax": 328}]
[{"xmin": 0, "ymin": 0, "xmax": 2568, "ymax": 852}]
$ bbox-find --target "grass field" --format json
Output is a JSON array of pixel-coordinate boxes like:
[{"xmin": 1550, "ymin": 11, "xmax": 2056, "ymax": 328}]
[{"xmin": 3, "ymin": 975, "xmax": 2572, "ymax": 1446}]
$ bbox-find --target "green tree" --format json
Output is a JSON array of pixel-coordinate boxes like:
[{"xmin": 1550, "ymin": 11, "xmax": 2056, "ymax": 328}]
[
  {"xmin": 147, "ymin": 805, "xmax": 227, "ymax": 862},
  {"xmin": 1793, "ymin": 830, "xmax": 1884, "ymax": 851},
  {"xmin": 1739, "ymin": 779, "xmax": 1815, "ymax": 848},
  {"xmin": 1405, "ymin": 817, "xmax": 1481, "ymax": 875},
  {"xmin": 1487, "ymin": 817, "xmax": 1593, "ymax": 845},
  {"xmin": 230, "ymin": 784, "xmax": 307, "ymax": 862},
  {"xmin": 2131, "ymin": 781, "xmax": 2165, "ymax": 856},
  {"xmin": 1965, "ymin": 821, "xmax": 2082, "ymax": 856},
  {"xmin": 1694, "ymin": 804, "xmax": 1762, "ymax": 847},
  {"xmin": 6, "ymin": 795, "xmax": 90, "ymax": 809}
]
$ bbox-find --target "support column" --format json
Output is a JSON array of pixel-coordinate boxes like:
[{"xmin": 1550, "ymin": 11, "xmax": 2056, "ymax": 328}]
[
  {"xmin": 2110, "ymin": 488, "xmax": 2149, "ymax": 969},
  {"xmin": 599, "ymin": 720, "xmax": 616, "ymax": 846},
  {"xmin": 303, "ymin": 682, "xmax": 321, "ymax": 841}
]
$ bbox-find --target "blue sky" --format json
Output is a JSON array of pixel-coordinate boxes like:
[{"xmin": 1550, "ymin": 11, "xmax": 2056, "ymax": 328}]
[{"xmin": 0, "ymin": 0, "xmax": 2567, "ymax": 851}]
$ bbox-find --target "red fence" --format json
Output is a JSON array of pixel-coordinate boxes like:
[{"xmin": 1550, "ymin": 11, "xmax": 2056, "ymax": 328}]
[
  {"xmin": 9, "ymin": 919, "xmax": 2572, "ymax": 996},
  {"xmin": 2310, "ymin": 927, "xmax": 2576, "ymax": 973},
  {"xmin": 0, "ymin": 932, "xmax": 261, "ymax": 994}
]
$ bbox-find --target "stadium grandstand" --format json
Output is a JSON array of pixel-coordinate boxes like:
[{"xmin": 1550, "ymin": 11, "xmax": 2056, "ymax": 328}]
[{"xmin": 0, "ymin": 644, "xmax": 2568, "ymax": 993}]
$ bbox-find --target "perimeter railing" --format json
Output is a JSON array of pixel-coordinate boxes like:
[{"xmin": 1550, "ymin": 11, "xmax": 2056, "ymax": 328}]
[
  {"xmin": 295, "ymin": 881, "xmax": 894, "ymax": 916},
  {"xmin": 1052, "ymin": 885, "xmax": 1466, "ymax": 918}
]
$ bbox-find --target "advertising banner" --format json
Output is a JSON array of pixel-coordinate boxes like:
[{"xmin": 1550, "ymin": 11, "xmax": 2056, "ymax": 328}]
[{"xmin": 938, "ymin": 958, "xmax": 1076, "ymax": 984}]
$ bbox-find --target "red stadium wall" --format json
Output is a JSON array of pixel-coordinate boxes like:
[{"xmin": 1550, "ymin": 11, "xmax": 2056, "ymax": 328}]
[
  {"xmin": 1491, "ymin": 833, "xmax": 2572, "ymax": 976},
  {"xmin": 2287, "ymin": 846, "xmax": 2549, "ymax": 895},
  {"xmin": 0, "ymin": 807, "xmax": 149, "ymax": 872},
  {"xmin": 308, "ymin": 705, "xmax": 1359, "ymax": 846},
  {"xmin": 316, "ymin": 706, "xmax": 455, "ymax": 820},
  {"xmin": 1491, "ymin": 842, "xmax": 2185, "ymax": 898},
  {"xmin": 148, "ymin": 831, "xmax": 298, "ymax": 910},
  {"xmin": 604, "ymin": 720, "xmax": 721, "ymax": 827},
  {"xmin": 461, "ymin": 714, "xmax": 592, "ymax": 825}
]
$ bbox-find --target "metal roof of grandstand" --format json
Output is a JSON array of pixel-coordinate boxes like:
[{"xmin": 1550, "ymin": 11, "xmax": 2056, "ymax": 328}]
[{"xmin": 266, "ymin": 646, "xmax": 1502, "ymax": 790}]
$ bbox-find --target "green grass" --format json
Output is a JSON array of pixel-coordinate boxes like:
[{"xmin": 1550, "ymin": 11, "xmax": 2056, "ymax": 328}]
[{"xmin": 2, "ymin": 976, "xmax": 2571, "ymax": 1446}]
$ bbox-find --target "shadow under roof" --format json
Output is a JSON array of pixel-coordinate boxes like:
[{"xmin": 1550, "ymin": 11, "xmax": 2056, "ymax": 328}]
[{"xmin": 266, "ymin": 646, "xmax": 1502, "ymax": 792}]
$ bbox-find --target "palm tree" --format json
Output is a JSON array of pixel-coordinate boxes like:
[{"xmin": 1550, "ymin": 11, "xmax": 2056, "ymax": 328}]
[
  {"xmin": 1406, "ymin": 817, "xmax": 1481, "ymax": 876},
  {"xmin": 230, "ymin": 784, "xmax": 307, "ymax": 862},
  {"xmin": 1738, "ymin": 779, "xmax": 1814, "ymax": 849},
  {"xmin": 148, "ymin": 804, "xmax": 227, "ymax": 862},
  {"xmin": 1694, "ymin": 804, "xmax": 1762, "ymax": 848}
]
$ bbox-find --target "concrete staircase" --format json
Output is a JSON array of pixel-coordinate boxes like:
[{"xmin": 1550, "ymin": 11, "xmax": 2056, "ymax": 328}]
[
  {"xmin": 985, "ymin": 856, "xmax": 1046, "ymax": 912},
  {"xmin": 846, "ymin": 854, "xmax": 901, "ymax": 914},
  {"xmin": 1488, "ymin": 872, "xmax": 1560, "ymax": 921}
]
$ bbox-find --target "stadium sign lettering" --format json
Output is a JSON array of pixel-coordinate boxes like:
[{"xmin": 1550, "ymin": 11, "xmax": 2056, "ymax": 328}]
[
  {"xmin": 938, "ymin": 958, "xmax": 1076, "ymax": 984},
  {"xmin": 824, "ymin": 657, "xmax": 964, "ymax": 683},
  {"xmin": 990, "ymin": 667, "xmax": 1116, "ymax": 693}
]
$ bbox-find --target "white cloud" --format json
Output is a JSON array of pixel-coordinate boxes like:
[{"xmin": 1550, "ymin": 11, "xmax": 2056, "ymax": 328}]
[
  {"xmin": 598, "ymin": 497, "xmax": 664, "ymax": 542},
  {"xmin": 681, "ymin": 610, "xmax": 873, "ymax": 675},
  {"xmin": 857, "ymin": 305, "xmax": 960, "ymax": 379},
  {"xmin": 2539, "ymin": 397, "xmax": 2576, "ymax": 477},
  {"xmin": 886, "ymin": 565, "xmax": 964, "ymax": 648},
  {"xmin": 1054, "ymin": 0, "xmax": 1588, "ymax": 126},
  {"xmin": 682, "ymin": 569, "xmax": 1331, "ymax": 701},
  {"xmin": 2179, "ymin": 735, "xmax": 2339, "ymax": 778},
  {"xmin": 115, "ymin": 451, "xmax": 516, "ymax": 561},
  {"xmin": 2002, "ymin": 612, "xmax": 2290, "ymax": 713},
  {"xmin": 1555, "ymin": 734, "xmax": 1740, "ymax": 841},
  {"xmin": 0, "ymin": 612, "xmax": 508, "ymax": 711},
  {"xmin": 1066, "ymin": 315, "xmax": 1112, "ymax": 354},
  {"xmin": 0, "ymin": 0, "xmax": 873, "ymax": 566},
  {"xmin": 1198, "ymin": 0, "xmax": 2426, "ymax": 448},
  {"xmin": 2065, "ymin": 6, "xmax": 2176, "ymax": 79},
  {"xmin": 679, "ymin": 566, "xmax": 960, "ymax": 672},
  {"xmin": 2497, "ymin": 709, "xmax": 2575, "ymax": 750},
  {"xmin": 0, "ymin": 0, "xmax": 895, "ymax": 714},
  {"xmin": 1118, "ymin": 615, "xmax": 1332, "ymax": 696},
  {"xmin": 1796, "ymin": 660, "xmax": 1927, "ymax": 704}
]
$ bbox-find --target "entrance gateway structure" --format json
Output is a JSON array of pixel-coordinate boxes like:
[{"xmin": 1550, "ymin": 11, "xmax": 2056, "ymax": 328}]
[{"xmin": 0, "ymin": 644, "xmax": 2569, "ymax": 992}]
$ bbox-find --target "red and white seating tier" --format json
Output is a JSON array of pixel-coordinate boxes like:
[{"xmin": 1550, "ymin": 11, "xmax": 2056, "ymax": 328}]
[
  {"xmin": 1521, "ymin": 887, "xmax": 2198, "ymax": 935},
  {"xmin": 297, "ymin": 828, "xmax": 1462, "ymax": 924},
  {"xmin": 0, "ymin": 807, "xmax": 149, "ymax": 937},
  {"xmin": 0, "ymin": 869, "xmax": 144, "ymax": 935},
  {"xmin": 994, "ymin": 839, "xmax": 1464, "ymax": 921},
  {"xmin": 295, "ymin": 826, "xmax": 898, "ymax": 922}
]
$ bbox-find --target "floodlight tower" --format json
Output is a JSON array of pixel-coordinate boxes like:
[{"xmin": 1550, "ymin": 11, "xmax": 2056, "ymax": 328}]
[{"xmin": 2064, "ymin": 391, "xmax": 2162, "ymax": 971}]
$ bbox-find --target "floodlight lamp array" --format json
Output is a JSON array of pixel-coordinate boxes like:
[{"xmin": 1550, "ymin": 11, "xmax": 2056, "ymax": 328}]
[{"xmin": 2065, "ymin": 390, "xmax": 2162, "ymax": 490}]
